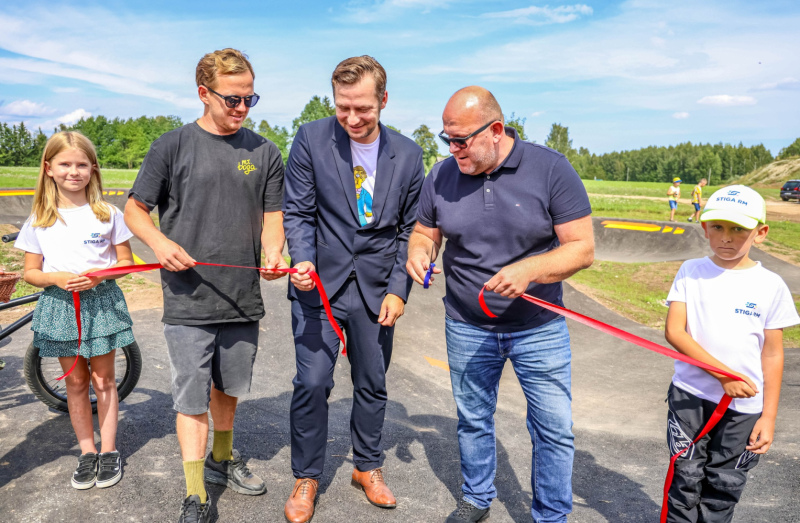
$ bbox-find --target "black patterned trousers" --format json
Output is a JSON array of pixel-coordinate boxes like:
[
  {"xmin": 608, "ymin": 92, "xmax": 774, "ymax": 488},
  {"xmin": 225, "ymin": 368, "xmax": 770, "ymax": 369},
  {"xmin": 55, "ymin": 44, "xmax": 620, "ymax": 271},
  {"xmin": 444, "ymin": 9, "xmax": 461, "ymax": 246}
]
[{"xmin": 665, "ymin": 384, "xmax": 761, "ymax": 523}]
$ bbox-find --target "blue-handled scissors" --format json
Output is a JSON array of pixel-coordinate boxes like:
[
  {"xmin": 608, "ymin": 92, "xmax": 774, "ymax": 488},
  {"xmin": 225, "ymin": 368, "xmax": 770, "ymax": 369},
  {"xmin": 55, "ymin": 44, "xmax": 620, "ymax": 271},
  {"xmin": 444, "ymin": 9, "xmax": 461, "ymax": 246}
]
[{"xmin": 423, "ymin": 241, "xmax": 436, "ymax": 289}]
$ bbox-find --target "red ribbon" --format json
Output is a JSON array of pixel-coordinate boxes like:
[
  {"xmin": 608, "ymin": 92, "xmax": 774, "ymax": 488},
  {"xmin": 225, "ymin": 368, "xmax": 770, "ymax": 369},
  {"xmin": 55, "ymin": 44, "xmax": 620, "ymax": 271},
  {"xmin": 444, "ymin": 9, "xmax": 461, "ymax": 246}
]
[
  {"xmin": 59, "ymin": 262, "xmax": 346, "ymax": 381},
  {"xmin": 478, "ymin": 287, "xmax": 743, "ymax": 523}
]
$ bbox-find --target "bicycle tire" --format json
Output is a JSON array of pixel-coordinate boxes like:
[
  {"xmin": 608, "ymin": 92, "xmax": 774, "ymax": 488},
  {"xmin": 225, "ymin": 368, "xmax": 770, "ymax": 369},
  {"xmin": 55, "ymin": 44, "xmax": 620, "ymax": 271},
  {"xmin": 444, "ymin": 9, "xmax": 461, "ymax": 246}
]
[{"xmin": 23, "ymin": 341, "xmax": 142, "ymax": 413}]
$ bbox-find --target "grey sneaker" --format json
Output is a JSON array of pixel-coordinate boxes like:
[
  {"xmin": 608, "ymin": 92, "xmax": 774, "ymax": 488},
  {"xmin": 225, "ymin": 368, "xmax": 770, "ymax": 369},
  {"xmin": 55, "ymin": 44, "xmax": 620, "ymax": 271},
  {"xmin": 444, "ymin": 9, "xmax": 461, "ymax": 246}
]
[
  {"xmin": 96, "ymin": 450, "xmax": 122, "ymax": 488},
  {"xmin": 71, "ymin": 452, "xmax": 98, "ymax": 490},
  {"xmin": 204, "ymin": 449, "xmax": 266, "ymax": 495},
  {"xmin": 446, "ymin": 498, "xmax": 490, "ymax": 522},
  {"xmin": 178, "ymin": 494, "xmax": 210, "ymax": 523}
]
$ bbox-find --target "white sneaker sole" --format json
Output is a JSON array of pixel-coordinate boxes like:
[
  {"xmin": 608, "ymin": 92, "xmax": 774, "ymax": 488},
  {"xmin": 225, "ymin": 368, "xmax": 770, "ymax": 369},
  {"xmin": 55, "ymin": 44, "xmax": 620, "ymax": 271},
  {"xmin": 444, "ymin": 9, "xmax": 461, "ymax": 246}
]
[
  {"xmin": 71, "ymin": 477, "xmax": 95, "ymax": 490},
  {"xmin": 96, "ymin": 470, "xmax": 122, "ymax": 489}
]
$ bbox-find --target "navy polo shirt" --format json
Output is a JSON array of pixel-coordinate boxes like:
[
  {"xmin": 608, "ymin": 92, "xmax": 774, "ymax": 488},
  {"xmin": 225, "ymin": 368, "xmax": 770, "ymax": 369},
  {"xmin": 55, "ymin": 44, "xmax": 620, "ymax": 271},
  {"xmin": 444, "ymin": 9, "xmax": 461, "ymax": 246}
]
[{"xmin": 417, "ymin": 128, "xmax": 591, "ymax": 332}]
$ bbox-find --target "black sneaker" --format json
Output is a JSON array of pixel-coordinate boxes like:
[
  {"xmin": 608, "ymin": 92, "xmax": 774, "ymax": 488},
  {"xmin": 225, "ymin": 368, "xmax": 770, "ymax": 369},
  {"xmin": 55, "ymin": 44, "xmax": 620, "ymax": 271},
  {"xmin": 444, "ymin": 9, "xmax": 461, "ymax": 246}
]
[
  {"xmin": 178, "ymin": 494, "xmax": 210, "ymax": 523},
  {"xmin": 71, "ymin": 452, "xmax": 98, "ymax": 490},
  {"xmin": 204, "ymin": 448, "xmax": 266, "ymax": 495},
  {"xmin": 96, "ymin": 450, "xmax": 122, "ymax": 488},
  {"xmin": 446, "ymin": 498, "xmax": 490, "ymax": 522}
]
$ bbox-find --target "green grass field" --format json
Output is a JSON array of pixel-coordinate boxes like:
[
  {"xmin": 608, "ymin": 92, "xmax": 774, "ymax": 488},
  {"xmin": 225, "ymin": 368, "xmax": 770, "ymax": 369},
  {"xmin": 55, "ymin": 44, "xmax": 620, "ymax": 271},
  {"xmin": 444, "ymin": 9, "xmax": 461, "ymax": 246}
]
[
  {"xmin": 0, "ymin": 166, "xmax": 139, "ymax": 189},
  {"xmin": 582, "ymin": 179, "xmax": 778, "ymax": 202}
]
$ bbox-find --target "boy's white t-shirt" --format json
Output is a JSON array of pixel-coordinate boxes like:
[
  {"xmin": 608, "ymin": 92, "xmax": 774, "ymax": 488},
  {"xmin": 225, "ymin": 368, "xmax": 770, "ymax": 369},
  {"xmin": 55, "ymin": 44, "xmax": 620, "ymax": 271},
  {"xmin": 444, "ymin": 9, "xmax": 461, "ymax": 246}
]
[
  {"xmin": 15, "ymin": 204, "xmax": 133, "ymax": 274},
  {"xmin": 667, "ymin": 257, "xmax": 800, "ymax": 413},
  {"xmin": 351, "ymin": 134, "xmax": 379, "ymax": 226}
]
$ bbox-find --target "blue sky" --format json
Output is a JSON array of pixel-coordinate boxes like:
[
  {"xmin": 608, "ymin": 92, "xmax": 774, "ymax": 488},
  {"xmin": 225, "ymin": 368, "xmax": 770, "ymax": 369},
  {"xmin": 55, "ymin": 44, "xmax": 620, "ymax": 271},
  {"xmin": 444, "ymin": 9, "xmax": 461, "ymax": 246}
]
[{"xmin": 1, "ymin": 0, "xmax": 798, "ymax": 155}]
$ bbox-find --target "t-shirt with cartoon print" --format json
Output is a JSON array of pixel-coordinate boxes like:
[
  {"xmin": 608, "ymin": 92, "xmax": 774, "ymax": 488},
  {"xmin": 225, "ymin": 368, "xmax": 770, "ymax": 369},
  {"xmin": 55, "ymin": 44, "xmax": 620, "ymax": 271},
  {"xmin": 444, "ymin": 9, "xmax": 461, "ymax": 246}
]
[
  {"xmin": 667, "ymin": 257, "xmax": 800, "ymax": 413},
  {"xmin": 351, "ymin": 134, "xmax": 379, "ymax": 226},
  {"xmin": 15, "ymin": 203, "xmax": 133, "ymax": 274}
]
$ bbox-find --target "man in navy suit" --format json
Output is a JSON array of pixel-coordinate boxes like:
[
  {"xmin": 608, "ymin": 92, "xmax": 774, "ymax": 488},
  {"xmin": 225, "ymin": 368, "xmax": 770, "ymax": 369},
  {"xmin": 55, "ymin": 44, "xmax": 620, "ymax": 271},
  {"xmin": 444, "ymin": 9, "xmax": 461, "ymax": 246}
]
[{"xmin": 282, "ymin": 55, "xmax": 425, "ymax": 523}]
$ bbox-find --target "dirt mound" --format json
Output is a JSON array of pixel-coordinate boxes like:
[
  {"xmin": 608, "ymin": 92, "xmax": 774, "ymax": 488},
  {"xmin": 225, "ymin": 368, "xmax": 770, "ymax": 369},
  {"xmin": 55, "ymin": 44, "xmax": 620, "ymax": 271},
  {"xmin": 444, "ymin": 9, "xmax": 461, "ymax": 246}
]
[{"xmin": 733, "ymin": 158, "xmax": 800, "ymax": 187}]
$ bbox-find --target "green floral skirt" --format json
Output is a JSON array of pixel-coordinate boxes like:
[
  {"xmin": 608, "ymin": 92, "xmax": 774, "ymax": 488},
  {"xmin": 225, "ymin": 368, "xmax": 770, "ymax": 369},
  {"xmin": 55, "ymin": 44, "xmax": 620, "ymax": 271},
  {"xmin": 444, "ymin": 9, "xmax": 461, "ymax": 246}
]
[{"xmin": 32, "ymin": 280, "xmax": 135, "ymax": 359}]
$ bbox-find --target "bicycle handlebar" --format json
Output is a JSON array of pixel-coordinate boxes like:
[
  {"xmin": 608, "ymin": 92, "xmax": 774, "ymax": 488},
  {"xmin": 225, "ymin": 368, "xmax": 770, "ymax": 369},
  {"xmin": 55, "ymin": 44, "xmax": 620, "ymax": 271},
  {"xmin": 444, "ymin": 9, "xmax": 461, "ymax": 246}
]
[{"xmin": 2, "ymin": 232, "xmax": 19, "ymax": 243}]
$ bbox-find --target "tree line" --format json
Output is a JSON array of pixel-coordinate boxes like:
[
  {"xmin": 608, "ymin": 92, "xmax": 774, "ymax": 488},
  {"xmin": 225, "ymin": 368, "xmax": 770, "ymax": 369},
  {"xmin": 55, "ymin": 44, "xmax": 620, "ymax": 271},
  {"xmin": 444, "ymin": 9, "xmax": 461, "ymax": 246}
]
[
  {"xmin": 1, "ymin": 98, "xmax": 797, "ymax": 185},
  {"xmin": 543, "ymin": 123, "xmax": 778, "ymax": 184}
]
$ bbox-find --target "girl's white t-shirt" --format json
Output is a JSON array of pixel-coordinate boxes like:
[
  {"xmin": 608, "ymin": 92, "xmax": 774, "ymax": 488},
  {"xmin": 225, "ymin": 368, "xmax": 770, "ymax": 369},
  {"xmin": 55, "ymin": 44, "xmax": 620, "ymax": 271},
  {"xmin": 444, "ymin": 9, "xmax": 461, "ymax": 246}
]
[
  {"xmin": 15, "ymin": 204, "xmax": 133, "ymax": 274},
  {"xmin": 667, "ymin": 257, "xmax": 800, "ymax": 413}
]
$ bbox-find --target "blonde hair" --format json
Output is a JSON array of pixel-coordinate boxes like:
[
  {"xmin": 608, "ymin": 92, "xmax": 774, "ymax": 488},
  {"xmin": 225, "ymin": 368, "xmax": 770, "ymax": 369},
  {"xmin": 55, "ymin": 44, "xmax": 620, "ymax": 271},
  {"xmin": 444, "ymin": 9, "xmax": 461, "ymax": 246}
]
[
  {"xmin": 331, "ymin": 55, "xmax": 387, "ymax": 101},
  {"xmin": 196, "ymin": 48, "xmax": 255, "ymax": 89},
  {"xmin": 32, "ymin": 131, "xmax": 110, "ymax": 228}
]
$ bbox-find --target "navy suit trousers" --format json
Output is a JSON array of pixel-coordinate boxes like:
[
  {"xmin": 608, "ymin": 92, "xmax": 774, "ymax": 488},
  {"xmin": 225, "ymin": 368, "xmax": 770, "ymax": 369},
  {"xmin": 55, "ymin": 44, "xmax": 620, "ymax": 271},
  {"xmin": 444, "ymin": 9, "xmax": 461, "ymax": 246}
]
[{"xmin": 289, "ymin": 277, "xmax": 394, "ymax": 479}]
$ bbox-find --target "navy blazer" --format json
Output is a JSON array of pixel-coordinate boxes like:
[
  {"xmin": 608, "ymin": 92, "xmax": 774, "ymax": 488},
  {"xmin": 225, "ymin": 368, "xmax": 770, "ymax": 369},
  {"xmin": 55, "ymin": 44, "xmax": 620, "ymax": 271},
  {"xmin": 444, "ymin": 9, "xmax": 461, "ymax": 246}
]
[{"xmin": 283, "ymin": 116, "xmax": 425, "ymax": 315}]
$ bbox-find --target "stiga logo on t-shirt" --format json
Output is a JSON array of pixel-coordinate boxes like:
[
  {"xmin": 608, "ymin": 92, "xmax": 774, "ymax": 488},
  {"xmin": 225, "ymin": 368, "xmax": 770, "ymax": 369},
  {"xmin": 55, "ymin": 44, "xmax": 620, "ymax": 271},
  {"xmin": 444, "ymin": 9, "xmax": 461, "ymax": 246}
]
[
  {"xmin": 238, "ymin": 159, "xmax": 256, "ymax": 175},
  {"xmin": 84, "ymin": 233, "xmax": 107, "ymax": 245},
  {"xmin": 735, "ymin": 302, "xmax": 759, "ymax": 317}
]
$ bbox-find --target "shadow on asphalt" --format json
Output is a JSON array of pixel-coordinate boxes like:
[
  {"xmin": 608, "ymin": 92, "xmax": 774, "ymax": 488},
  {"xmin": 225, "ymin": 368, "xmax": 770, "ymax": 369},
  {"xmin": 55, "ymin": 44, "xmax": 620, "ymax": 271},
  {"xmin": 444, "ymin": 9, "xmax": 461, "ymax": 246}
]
[{"xmin": 573, "ymin": 449, "xmax": 660, "ymax": 521}]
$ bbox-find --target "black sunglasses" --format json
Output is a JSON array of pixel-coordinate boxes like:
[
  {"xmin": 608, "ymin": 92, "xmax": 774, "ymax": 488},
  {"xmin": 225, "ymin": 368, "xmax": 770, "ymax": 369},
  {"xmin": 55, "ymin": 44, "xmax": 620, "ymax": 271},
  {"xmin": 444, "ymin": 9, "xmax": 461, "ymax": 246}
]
[
  {"xmin": 205, "ymin": 86, "xmax": 260, "ymax": 108},
  {"xmin": 438, "ymin": 121, "xmax": 496, "ymax": 148}
]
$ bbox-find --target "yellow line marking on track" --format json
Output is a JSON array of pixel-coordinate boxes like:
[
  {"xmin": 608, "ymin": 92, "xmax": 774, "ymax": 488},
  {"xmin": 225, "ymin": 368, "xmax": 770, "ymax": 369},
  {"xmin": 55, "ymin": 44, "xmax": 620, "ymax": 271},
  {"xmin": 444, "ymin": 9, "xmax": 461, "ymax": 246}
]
[
  {"xmin": 673, "ymin": 227, "xmax": 685, "ymax": 235},
  {"xmin": 0, "ymin": 190, "xmax": 35, "ymax": 196},
  {"xmin": 132, "ymin": 253, "xmax": 147, "ymax": 265},
  {"xmin": 600, "ymin": 220, "xmax": 663, "ymax": 232},
  {"xmin": 424, "ymin": 356, "xmax": 450, "ymax": 372},
  {"xmin": 0, "ymin": 190, "xmax": 126, "ymax": 196},
  {"xmin": 662, "ymin": 226, "xmax": 673, "ymax": 233}
]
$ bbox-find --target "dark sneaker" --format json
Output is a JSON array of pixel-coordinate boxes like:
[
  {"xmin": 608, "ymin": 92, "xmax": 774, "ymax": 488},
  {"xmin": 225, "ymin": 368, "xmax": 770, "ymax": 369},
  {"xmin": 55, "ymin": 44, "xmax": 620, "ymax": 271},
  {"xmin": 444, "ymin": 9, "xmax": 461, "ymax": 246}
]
[
  {"xmin": 71, "ymin": 452, "xmax": 98, "ymax": 490},
  {"xmin": 178, "ymin": 494, "xmax": 210, "ymax": 523},
  {"xmin": 204, "ymin": 448, "xmax": 266, "ymax": 495},
  {"xmin": 96, "ymin": 450, "xmax": 122, "ymax": 488},
  {"xmin": 446, "ymin": 498, "xmax": 490, "ymax": 522}
]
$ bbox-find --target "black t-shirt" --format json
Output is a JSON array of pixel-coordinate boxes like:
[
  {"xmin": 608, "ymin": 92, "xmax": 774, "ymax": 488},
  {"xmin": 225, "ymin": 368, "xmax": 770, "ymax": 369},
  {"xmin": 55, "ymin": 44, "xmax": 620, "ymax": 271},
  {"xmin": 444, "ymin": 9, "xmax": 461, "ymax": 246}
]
[{"xmin": 129, "ymin": 122, "xmax": 284, "ymax": 325}]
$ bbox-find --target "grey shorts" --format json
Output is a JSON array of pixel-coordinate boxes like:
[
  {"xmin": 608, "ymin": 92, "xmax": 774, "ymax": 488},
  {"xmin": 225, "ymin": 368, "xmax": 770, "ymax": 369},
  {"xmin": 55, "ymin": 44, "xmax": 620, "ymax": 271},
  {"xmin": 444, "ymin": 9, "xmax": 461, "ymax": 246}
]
[{"xmin": 164, "ymin": 321, "xmax": 259, "ymax": 415}]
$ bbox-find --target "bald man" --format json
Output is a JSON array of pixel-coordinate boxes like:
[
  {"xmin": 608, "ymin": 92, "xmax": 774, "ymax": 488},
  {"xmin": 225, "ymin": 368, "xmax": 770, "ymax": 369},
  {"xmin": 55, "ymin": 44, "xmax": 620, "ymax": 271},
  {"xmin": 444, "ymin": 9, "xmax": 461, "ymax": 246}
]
[{"xmin": 407, "ymin": 87, "xmax": 594, "ymax": 523}]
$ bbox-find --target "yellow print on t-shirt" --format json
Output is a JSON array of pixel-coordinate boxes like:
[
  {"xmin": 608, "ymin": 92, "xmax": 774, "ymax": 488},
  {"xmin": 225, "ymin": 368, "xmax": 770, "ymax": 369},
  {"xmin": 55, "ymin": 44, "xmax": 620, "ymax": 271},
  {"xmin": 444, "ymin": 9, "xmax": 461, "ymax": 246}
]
[{"xmin": 238, "ymin": 159, "xmax": 257, "ymax": 175}]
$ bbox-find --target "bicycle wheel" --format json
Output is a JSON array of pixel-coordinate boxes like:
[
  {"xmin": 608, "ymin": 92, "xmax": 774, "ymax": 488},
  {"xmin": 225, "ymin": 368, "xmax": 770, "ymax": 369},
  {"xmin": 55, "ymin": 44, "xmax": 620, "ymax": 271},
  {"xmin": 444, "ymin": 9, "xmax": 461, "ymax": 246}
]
[{"xmin": 23, "ymin": 341, "xmax": 143, "ymax": 413}]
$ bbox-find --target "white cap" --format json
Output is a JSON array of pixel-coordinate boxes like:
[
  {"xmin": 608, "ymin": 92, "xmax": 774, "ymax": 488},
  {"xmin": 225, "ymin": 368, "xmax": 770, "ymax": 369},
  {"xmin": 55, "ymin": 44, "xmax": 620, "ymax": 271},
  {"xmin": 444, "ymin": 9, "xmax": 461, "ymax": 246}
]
[{"xmin": 700, "ymin": 185, "xmax": 766, "ymax": 230}]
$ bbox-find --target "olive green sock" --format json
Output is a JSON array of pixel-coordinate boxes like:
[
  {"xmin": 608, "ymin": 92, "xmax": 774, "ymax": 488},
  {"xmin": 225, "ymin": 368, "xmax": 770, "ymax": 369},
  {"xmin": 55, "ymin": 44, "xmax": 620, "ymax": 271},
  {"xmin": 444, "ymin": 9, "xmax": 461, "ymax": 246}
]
[
  {"xmin": 212, "ymin": 429, "xmax": 233, "ymax": 463},
  {"xmin": 183, "ymin": 459, "xmax": 207, "ymax": 504}
]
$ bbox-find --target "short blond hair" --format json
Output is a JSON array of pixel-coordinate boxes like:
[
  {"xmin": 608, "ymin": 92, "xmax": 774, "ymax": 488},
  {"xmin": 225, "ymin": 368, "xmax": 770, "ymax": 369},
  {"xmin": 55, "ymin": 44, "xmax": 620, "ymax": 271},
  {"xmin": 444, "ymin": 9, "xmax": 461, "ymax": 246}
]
[
  {"xmin": 196, "ymin": 48, "xmax": 255, "ymax": 89},
  {"xmin": 33, "ymin": 131, "xmax": 110, "ymax": 227},
  {"xmin": 331, "ymin": 55, "xmax": 386, "ymax": 101}
]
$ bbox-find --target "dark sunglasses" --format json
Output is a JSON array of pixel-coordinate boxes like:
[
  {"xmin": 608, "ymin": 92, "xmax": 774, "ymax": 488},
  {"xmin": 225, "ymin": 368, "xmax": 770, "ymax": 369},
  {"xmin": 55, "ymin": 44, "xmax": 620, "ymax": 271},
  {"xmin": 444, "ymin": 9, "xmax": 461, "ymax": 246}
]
[
  {"xmin": 205, "ymin": 86, "xmax": 260, "ymax": 108},
  {"xmin": 438, "ymin": 121, "xmax": 496, "ymax": 148}
]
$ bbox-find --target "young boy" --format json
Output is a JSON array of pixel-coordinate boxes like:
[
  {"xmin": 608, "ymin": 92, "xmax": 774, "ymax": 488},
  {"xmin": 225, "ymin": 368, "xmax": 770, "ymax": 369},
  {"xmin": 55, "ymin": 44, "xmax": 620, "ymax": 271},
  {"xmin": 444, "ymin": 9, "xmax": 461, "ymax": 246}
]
[
  {"xmin": 664, "ymin": 185, "xmax": 799, "ymax": 522},
  {"xmin": 667, "ymin": 178, "xmax": 682, "ymax": 222},
  {"xmin": 687, "ymin": 178, "xmax": 707, "ymax": 223}
]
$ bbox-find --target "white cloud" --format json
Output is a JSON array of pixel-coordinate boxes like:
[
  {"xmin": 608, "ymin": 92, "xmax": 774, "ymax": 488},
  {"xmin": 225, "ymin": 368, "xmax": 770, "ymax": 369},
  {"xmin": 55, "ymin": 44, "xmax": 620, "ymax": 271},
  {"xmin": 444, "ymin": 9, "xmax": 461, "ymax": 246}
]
[
  {"xmin": 531, "ymin": 111, "xmax": 546, "ymax": 117},
  {"xmin": 0, "ymin": 6, "xmax": 201, "ymax": 108},
  {"xmin": 52, "ymin": 86, "xmax": 79, "ymax": 93},
  {"xmin": 341, "ymin": 0, "xmax": 452, "ymax": 23},
  {"xmin": 0, "ymin": 99, "xmax": 56, "ymax": 117},
  {"xmin": 40, "ymin": 108, "xmax": 92, "ymax": 129},
  {"xmin": 697, "ymin": 95, "xmax": 757, "ymax": 106},
  {"xmin": 753, "ymin": 77, "xmax": 800, "ymax": 91},
  {"xmin": 483, "ymin": 4, "xmax": 593, "ymax": 24},
  {"xmin": 416, "ymin": 1, "xmax": 800, "ymax": 96},
  {"xmin": 672, "ymin": 112, "xmax": 690, "ymax": 119}
]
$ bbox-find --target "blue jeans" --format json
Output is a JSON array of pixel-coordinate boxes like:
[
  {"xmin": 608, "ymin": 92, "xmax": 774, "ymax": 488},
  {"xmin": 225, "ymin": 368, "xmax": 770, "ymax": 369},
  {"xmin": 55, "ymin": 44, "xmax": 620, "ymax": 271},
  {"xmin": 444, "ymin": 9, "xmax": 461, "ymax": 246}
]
[{"xmin": 446, "ymin": 315, "xmax": 574, "ymax": 523}]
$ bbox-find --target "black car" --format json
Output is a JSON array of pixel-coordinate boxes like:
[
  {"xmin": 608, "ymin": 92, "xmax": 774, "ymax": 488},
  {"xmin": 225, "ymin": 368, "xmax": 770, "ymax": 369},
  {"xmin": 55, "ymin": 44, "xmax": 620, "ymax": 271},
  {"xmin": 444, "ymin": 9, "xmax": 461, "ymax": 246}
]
[{"xmin": 780, "ymin": 180, "xmax": 800, "ymax": 201}]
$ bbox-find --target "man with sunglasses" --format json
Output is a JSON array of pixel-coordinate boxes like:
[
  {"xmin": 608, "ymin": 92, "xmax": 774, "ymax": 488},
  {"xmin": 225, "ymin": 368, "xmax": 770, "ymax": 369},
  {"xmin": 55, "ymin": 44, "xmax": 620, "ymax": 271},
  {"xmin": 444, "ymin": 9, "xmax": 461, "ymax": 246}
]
[
  {"xmin": 282, "ymin": 55, "xmax": 424, "ymax": 523},
  {"xmin": 125, "ymin": 48, "xmax": 287, "ymax": 523},
  {"xmin": 407, "ymin": 86, "xmax": 594, "ymax": 523}
]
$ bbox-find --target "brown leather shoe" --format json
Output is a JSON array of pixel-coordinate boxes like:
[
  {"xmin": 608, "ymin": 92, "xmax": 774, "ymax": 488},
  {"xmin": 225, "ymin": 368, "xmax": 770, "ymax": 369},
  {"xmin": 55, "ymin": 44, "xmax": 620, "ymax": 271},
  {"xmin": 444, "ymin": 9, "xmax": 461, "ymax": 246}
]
[
  {"xmin": 284, "ymin": 478, "xmax": 319, "ymax": 523},
  {"xmin": 351, "ymin": 468, "xmax": 396, "ymax": 508}
]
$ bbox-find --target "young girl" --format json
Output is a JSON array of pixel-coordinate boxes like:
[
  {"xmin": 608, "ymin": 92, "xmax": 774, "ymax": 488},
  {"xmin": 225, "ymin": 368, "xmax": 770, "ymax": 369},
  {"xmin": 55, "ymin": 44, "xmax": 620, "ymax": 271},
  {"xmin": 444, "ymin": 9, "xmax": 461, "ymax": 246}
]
[{"xmin": 15, "ymin": 131, "xmax": 135, "ymax": 490}]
